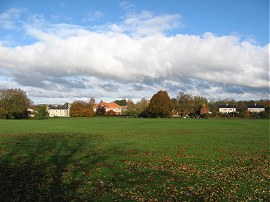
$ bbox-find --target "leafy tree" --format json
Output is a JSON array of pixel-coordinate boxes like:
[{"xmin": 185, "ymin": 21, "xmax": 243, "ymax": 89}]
[
  {"xmin": 142, "ymin": 91, "xmax": 172, "ymax": 118},
  {"xmin": 236, "ymin": 101, "xmax": 247, "ymax": 114},
  {"xmin": 113, "ymin": 99, "xmax": 127, "ymax": 106},
  {"xmin": 176, "ymin": 92, "xmax": 194, "ymax": 116},
  {"xmin": 244, "ymin": 110, "xmax": 252, "ymax": 118},
  {"xmin": 0, "ymin": 88, "xmax": 32, "ymax": 119},
  {"xmin": 70, "ymin": 101, "xmax": 83, "ymax": 117},
  {"xmin": 96, "ymin": 105, "xmax": 106, "ymax": 116},
  {"xmin": 70, "ymin": 101, "xmax": 94, "ymax": 117},
  {"xmin": 35, "ymin": 105, "xmax": 48, "ymax": 119},
  {"xmin": 123, "ymin": 99, "xmax": 149, "ymax": 117},
  {"xmin": 89, "ymin": 97, "xmax": 96, "ymax": 105},
  {"xmin": 208, "ymin": 101, "xmax": 219, "ymax": 114},
  {"xmin": 82, "ymin": 107, "xmax": 94, "ymax": 117},
  {"xmin": 260, "ymin": 110, "xmax": 270, "ymax": 119},
  {"xmin": 124, "ymin": 99, "xmax": 136, "ymax": 115},
  {"xmin": 0, "ymin": 106, "xmax": 6, "ymax": 119},
  {"xmin": 124, "ymin": 108, "xmax": 140, "ymax": 117},
  {"xmin": 171, "ymin": 98, "xmax": 178, "ymax": 111},
  {"xmin": 122, "ymin": 99, "xmax": 135, "ymax": 116},
  {"xmin": 172, "ymin": 93, "xmax": 208, "ymax": 116},
  {"xmin": 63, "ymin": 102, "xmax": 70, "ymax": 109},
  {"xmin": 136, "ymin": 99, "xmax": 149, "ymax": 112},
  {"xmin": 193, "ymin": 96, "xmax": 208, "ymax": 114}
]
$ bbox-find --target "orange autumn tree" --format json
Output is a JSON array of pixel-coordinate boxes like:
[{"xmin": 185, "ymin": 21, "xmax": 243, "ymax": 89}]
[{"xmin": 70, "ymin": 100, "xmax": 94, "ymax": 117}]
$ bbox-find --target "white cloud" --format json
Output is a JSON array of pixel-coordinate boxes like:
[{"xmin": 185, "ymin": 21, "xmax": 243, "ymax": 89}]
[
  {"xmin": 119, "ymin": 11, "xmax": 182, "ymax": 36},
  {"xmin": 0, "ymin": 8, "xmax": 25, "ymax": 29},
  {"xmin": 82, "ymin": 11, "xmax": 104, "ymax": 22},
  {"xmin": 119, "ymin": 1, "xmax": 135, "ymax": 11},
  {"xmin": 0, "ymin": 9, "xmax": 268, "ymax": 103}
]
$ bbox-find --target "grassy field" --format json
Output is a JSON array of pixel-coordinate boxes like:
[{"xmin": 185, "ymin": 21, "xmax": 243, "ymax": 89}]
[{"xmin": 0, "ymin": 118, "xmax": 269, "ymax": 201}]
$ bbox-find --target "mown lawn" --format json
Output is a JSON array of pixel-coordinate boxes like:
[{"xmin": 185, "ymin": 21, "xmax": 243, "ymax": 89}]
[{"xmin": 0, "ymin": 118, "xmax": 269, "ymax": 201}]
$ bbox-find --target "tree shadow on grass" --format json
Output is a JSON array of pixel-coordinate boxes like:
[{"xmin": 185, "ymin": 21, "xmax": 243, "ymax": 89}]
[
  {"xmin": 0, "ymin": 134, "xmax": 201, "ymax": 201},
  {"xmin": 0, "ymin": 133, "xmax": 106, "ymax": 201},
  {"xmin": 1, "ymin": 133, "xmax": 268, "ymax": 201}
]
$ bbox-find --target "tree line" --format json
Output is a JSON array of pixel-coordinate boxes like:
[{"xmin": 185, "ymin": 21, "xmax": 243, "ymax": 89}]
[
  {"xmin": 69, "ymin": 90, "xmax": 270, "ymax": 118},
  {"xmin": 0, "ymin": 88, "xmax": 269, "ymax": 119}
]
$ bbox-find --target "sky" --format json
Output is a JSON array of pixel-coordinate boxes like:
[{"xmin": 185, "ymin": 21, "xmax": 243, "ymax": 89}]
[{"xmin": 0, "ymin": 0, "xmax": 269, "ymax": 104}]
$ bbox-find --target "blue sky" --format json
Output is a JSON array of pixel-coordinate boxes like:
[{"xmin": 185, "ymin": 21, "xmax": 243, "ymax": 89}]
[
  {"xmin": 0, "ymin": 0, "xmax": 269, "ymax": 103},
  {"xmin": 0, "ymin": 0, "xmax": 268, "ymax": 45}
]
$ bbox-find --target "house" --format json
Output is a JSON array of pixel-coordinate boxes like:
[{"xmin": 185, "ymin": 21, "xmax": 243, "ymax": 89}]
[
  {"xmin": 247, "ymin": 103, "xmax": 265, "ymax": 113},
  {"xmin": 200, "ymin": 105, "xmax": 209, "ymax": 115},
  {"xmin": 218, "ymin": 104, "xmax": 236, "ymax": 113},
  {"xmin": 171, "ymin": 110, "xmax": 180, "ymax": 118},
  {"xmin": 93, "ymin": 101, "xmax": 122, "ymax": 115},
  {"xmin": 47, "ymin": 104, "xmax": 70, "ymax": 117},
  {"xmin": 27, "ymin": 108, "xmax": 36, "ymax": 117}
]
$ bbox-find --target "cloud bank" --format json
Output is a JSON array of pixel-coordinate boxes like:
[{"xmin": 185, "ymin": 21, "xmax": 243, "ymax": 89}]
[{"xmin": 0, "ymin": 8, "xmax": 268, "ymax": 103}]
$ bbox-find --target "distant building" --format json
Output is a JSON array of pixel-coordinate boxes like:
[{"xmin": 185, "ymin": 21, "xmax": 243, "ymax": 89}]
[
  {"xmin": 47, "ymin": 104, "xmax": 70, "ymax": 117},
  {"xmin": 247, "ymin": 103, "xmax": 265, "ymax": 113},
  {"xmin": 218, "ymin": 104, "xmax": 236, "ymax": 113},
  {"xmin": 27, "ymin": 108, "xmax": 36, "ymax": 117},
  {"xmin": 93, "ymin": 101, "xmax": 122, "ymax": 115},
  {"xmin": 200, "ymin": 105, "xmax": 209, "ymax": 115},
  {"xmin": 171, "ymin": 110, "xmax": 180, "ymax": 118}
]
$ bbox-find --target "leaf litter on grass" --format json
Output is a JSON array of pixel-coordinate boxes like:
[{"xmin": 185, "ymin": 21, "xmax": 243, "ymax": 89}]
[{"xmin": 0, "ymin": 118, "xmax": 269, "ymax": 201}]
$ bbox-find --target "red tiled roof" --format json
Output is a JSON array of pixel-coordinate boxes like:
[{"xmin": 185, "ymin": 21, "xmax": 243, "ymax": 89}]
[{"xmin": 95, "ymin": 101, "xmax": 121, "ymax": 109}]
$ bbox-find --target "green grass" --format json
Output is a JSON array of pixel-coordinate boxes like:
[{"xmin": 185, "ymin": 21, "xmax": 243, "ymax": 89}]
[{"xmin": 0, "ymin": 118, "xmax": 269, "ymax": 201}]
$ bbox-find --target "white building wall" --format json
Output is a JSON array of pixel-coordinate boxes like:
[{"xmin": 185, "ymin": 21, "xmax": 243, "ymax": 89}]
[
  {"xmin": 107, "ymin": 107, "xmax": 121, "ymax": 114},
  {"xmin": 247, "ymin": 108, "xmax": 265, "ymax": 113},
  {"xmin": 219, "ymin": 108, "xmax": 236, "ymax": 113},
  {"xmin": 48, "ymin": 109, "xmax": 70, "ymax": 117}
]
